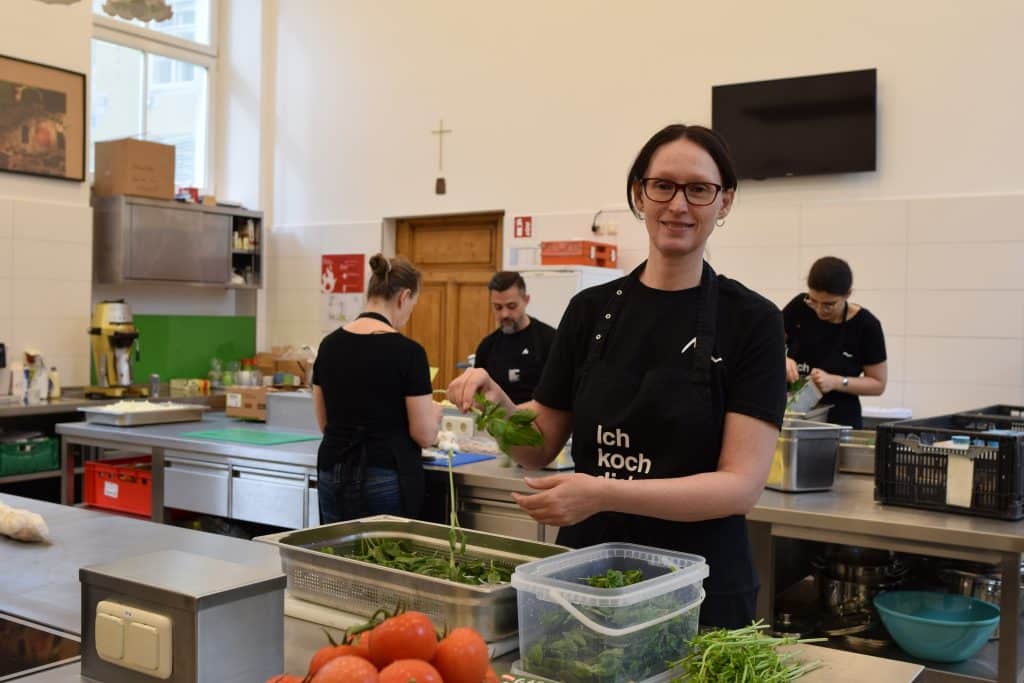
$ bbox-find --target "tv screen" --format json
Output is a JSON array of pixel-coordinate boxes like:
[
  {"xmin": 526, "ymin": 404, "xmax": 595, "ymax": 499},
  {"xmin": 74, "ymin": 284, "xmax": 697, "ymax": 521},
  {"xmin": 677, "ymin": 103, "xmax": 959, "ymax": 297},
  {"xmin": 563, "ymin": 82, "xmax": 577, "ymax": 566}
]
[{"xmin": 712, "ymin": 69, "xmax": 876, "ymax": 180}]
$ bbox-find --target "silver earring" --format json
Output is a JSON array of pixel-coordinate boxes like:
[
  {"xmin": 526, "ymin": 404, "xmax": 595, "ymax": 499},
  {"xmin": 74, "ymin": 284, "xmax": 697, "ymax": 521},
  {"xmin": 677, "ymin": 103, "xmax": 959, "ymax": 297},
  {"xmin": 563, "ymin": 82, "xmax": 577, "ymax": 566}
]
[{"xmin": 715, "ymin": 217, "xmax": 726, "ymax": 227}]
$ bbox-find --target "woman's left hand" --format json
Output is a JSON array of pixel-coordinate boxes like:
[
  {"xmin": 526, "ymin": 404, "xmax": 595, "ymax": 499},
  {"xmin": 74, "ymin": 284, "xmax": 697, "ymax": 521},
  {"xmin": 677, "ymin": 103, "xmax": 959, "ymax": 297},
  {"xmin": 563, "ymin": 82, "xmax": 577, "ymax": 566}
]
[
  {"xmin": 809, "ymin": 368, "xmax": 842, "ymax": 393},
  {"xmin": 511, "ymin": 474, "xmax": 605, "ymax": 527}
]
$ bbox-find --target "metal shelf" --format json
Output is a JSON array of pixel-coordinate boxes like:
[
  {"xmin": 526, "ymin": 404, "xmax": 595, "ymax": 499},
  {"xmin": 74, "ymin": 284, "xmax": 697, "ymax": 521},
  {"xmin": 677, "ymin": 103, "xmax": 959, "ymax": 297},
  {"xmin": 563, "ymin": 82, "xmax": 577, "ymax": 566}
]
[{"xmin": 0, "ymin": 467, "xmax": 82, "ymax": 485}]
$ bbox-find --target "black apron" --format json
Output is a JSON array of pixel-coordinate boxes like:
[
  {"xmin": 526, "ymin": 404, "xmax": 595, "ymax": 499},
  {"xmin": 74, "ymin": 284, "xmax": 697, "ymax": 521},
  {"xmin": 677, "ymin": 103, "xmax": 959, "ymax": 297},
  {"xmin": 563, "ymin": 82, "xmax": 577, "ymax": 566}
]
[
  {"xmin": 316, "ymin": 312, "xmax": 426, "ymax": 520},
  {"xmin": 789, "ymin": 301, "xmax": 863, "ymax": 427},
  {"xmin": 557, "ymin": 261, "xmax": 758, "ymax": 628}
]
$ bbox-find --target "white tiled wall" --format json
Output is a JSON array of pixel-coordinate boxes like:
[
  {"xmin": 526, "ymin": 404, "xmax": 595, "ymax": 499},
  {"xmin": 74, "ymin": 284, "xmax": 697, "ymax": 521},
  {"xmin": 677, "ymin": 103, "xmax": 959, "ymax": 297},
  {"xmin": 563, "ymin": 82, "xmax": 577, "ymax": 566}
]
[
  {"xmin": 0, "ymin": 197, "xmax": 92, "ymax": 386},
  {"xmin": 266, "ymin": 193, "xmax": 1024, "ymax": 419}
]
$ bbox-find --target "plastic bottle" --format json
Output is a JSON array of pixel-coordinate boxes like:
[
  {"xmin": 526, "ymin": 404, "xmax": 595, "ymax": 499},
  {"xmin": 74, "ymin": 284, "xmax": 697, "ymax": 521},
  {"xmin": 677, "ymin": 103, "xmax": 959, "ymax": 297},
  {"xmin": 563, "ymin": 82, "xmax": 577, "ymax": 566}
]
[{"xmin": 48, "ymin": 367, "xmax": 61, "ymax": 399}]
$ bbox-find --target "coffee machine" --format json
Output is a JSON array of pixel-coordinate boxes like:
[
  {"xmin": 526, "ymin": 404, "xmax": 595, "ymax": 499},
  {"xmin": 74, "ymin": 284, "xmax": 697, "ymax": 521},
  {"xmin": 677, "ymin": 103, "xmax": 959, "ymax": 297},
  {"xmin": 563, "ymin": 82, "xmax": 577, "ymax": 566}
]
[{"xmin": 87, "ymin": 300, "xmax": 148, "ymax": 399}]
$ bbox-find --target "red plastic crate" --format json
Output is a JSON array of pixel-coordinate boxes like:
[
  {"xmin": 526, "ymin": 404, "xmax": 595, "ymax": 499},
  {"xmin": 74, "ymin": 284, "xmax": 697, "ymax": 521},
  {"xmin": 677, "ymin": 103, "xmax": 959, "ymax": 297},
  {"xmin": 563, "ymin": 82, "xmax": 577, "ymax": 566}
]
[
  {"xmin": 84, "ymin": 456, "xmax": 152, "ymax": 516},
  {"xmin": 540, "ymin": 240, "xmax": 618, "ymax": 267}
]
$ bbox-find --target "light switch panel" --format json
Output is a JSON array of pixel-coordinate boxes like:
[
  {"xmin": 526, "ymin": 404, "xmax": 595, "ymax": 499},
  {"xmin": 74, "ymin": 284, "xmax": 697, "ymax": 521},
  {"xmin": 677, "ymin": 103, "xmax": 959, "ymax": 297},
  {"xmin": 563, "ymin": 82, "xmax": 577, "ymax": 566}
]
[
  {"xmin": 94, "ymin": 600, "xmax": 173, "ymax": 679},
  {"xmin": 95, "ymin": 612, "xmax": 125, "ymax": 661}
]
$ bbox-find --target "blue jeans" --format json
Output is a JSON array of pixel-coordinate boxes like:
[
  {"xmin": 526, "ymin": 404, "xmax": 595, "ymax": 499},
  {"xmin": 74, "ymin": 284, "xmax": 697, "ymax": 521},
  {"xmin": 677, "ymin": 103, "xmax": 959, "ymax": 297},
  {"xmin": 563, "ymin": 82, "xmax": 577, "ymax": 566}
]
[{"xmin": 318, "ymin": 465, "xmax": 402, "ymax": 524}]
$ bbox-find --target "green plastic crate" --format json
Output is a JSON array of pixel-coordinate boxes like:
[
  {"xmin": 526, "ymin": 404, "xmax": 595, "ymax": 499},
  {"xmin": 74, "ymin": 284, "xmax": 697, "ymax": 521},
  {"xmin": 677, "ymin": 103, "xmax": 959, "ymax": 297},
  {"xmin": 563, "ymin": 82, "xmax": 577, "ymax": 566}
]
[{"xmin": 0, "ymin": 437, "xmax": 59, "ymax": 476}]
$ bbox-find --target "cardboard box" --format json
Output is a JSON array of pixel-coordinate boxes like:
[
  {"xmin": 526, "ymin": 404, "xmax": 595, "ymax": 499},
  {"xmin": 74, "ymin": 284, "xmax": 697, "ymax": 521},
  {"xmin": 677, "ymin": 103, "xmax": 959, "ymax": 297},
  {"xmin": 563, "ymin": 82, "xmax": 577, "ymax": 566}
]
[
  {"xmin": 225, "ymin": 386, "xmax": 303, "ymax": 421},
  {"xmin": 225, "ymin": 386, "xmax": 270, "ymax": 421},
  {"xmin": 94, "ymin": 138, "xmax": 175, "ymax": 200}
]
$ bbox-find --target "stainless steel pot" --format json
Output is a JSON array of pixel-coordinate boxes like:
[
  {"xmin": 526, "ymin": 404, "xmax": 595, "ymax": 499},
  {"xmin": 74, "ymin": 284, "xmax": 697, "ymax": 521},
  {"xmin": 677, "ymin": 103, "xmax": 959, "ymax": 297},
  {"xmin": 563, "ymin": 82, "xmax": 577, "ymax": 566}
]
[
  {"xmin": 939, "ymin": 567, "xmax": 1017, "ymax": 639},
  {"xmin": 824, "ymin": 576, "xmax": 906, "ymax": 616}
]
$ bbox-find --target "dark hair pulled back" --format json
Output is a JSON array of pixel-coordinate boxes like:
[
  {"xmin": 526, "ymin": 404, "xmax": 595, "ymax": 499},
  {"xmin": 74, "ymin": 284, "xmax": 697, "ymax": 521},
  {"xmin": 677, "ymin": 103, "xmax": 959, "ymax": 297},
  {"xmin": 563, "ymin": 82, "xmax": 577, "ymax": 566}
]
[
  {"xmin": 807, "ymin": 256, "xmax": 853, "ymax": 295},
  {"xmin": 367, "ymin": 253, "xmax": 421, "ymax": 301},
  {"xmin": 626, "ymin": 124, "xmax": 738, "ymax": 218}
]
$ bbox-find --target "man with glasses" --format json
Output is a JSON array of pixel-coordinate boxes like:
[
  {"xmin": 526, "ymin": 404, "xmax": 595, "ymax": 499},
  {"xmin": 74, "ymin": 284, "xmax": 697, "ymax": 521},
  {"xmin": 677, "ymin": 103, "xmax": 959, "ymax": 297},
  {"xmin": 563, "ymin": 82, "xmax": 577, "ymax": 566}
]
[
  {"xmin": 783, "ymin": 256, "xmax": 888, "ymax": 428},
  {"xmin": 472, "ymin": 271, "xmax": 557, "ymax": 404}
]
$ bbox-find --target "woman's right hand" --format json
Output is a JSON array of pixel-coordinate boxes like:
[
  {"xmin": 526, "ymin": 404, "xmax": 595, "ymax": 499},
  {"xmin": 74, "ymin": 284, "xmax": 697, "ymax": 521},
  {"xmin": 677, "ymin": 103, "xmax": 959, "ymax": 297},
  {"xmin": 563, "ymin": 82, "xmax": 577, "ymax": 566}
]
[
  {"xmin": 785, "ymin": 357, "xmax": 800, "ymax": 384},
  {"xmin": 447, "ymin": 367, "xmax": 503, "ymax": 413}
]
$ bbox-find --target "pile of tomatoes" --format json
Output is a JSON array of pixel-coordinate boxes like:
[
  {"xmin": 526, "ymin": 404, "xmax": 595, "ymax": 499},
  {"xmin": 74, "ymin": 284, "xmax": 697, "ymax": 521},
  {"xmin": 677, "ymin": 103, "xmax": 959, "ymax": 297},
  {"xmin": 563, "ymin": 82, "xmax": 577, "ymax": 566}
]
[{"xmin": 265, "ymin": 610, "xmax": 499, "ymax": 683}]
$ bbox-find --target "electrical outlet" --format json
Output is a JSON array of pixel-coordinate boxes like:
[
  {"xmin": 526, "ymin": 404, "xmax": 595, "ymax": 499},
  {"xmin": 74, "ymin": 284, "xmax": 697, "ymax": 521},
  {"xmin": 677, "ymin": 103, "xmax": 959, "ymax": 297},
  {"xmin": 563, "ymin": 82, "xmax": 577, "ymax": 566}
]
[{"xmin": 442, "ymin": 415, "xmax": 475, "ymax": 437}]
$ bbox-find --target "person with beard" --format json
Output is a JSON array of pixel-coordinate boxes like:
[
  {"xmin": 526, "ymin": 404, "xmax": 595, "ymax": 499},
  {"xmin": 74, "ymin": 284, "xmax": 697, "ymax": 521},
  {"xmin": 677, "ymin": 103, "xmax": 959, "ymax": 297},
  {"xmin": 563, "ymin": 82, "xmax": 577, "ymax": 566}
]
[{"xmin": 472, "ymin": 271, "xmax": 557, "ymax": 404}]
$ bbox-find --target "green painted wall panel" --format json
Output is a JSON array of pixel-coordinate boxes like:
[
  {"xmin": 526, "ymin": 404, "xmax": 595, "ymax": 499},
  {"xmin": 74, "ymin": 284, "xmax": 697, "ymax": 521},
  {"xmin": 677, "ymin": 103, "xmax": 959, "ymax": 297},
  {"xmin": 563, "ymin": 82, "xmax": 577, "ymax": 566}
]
[{"xmin": 128, "ymin": 315, "xmax": 256, "ymax": 380}]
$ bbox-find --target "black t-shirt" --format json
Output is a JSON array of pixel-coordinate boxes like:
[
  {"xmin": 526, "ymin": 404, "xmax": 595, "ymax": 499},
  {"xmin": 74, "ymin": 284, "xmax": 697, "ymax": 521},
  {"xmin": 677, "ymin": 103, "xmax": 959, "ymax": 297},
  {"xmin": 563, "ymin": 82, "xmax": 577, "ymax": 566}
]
[
  {"xmin": 782, "ymin": 294, "xmax": 887, "ymax": 428},
  {"xmin": 535, "ymin": 275, "xmax": 787, "ymax": 429},
  {"xmin": 312, "ymin": 329, "xmax": 432, "ymax": 444},
  {"xmin": 474, "ymin": 318, "xmax": 557, "ymax": 404}
]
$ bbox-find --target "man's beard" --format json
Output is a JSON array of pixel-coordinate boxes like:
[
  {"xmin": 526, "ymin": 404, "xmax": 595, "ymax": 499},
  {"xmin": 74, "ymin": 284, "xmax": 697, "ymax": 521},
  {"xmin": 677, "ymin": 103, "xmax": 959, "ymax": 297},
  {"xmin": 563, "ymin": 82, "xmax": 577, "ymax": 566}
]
[{"xmin": 500, "ymin": 318, "xmax": 523, "ymax": 334}]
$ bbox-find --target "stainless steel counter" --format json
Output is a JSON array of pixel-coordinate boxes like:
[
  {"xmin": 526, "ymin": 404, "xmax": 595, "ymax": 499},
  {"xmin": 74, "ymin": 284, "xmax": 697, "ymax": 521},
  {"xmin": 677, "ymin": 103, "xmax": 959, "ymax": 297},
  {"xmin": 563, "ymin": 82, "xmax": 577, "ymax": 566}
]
[
  {"xmin": 0, "ymin": 494, "xmax": 281, "ymax": 636},
  {"xmin": 0, "ymin": 396, "xmax": 117, "ymax": 418}
]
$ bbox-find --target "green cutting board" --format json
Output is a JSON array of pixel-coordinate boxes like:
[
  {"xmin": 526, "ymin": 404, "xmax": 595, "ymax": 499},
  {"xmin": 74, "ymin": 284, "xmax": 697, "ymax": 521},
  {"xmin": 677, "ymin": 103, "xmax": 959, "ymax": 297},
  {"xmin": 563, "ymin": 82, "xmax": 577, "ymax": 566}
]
[{"xmin": 181, "ymin": 429, "xmax": 321, "ymax": 446}]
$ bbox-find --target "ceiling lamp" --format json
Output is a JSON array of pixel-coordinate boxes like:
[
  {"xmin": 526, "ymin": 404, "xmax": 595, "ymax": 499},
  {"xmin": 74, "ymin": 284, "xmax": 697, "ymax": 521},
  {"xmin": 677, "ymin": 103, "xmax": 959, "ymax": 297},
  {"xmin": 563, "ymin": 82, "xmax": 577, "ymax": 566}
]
[{"xmin": 101, "ymin": 0, "xmax": 174, "ymax": 22}]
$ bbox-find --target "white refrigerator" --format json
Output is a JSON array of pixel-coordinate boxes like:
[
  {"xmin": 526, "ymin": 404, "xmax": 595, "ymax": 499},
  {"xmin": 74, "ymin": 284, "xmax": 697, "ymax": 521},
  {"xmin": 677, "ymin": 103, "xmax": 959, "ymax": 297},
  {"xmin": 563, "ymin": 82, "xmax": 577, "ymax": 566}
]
[{"xmin": 518, "ymin": 265, "xmax": 624, "ymax": 330}]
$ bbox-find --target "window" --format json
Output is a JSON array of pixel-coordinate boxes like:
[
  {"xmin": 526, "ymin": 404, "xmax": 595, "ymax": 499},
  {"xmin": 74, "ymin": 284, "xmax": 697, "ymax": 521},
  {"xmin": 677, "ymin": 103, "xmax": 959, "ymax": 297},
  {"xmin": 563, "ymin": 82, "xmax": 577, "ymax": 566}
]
[{"xmin": 90, "ymin": 0, "xmax": 215, "ymax": 190}]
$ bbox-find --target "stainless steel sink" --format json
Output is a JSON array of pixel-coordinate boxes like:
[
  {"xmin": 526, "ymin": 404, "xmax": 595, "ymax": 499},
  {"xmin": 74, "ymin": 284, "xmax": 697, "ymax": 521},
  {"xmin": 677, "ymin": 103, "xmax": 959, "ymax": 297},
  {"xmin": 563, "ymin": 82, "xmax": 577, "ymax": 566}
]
[{"xmin": 0, "ymin": 613, "xmax": 80, "ymax": 680}]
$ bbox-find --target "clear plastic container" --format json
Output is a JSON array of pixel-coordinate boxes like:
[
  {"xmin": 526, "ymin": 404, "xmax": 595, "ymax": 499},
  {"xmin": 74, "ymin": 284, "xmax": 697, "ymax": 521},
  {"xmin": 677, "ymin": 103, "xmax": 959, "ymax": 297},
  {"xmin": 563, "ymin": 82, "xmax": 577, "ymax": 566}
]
[{"xmin": 511, "ymin": 542, "xmax": 707, "ymax": 683}]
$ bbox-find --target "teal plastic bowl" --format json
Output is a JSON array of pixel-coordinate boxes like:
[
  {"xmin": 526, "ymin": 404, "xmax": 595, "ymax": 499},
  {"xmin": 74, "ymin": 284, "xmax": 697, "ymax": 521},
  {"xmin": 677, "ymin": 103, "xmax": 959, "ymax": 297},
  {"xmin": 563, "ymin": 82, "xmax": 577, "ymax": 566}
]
[{"xmin": 874, "ymin": 591, "xmax": 999, "ymax": 662}]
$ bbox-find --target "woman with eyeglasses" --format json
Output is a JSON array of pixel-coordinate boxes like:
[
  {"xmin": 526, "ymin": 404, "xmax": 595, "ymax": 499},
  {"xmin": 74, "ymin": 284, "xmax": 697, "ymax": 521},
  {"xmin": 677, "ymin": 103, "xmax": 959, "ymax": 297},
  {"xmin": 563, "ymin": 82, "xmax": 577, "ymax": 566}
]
[
  {"xmin": 448, "ymin": 124, "xmax": 786, "ymax": 628},
  {"xmin": 783, "ymin": 256, "xmax": 887, "ymax": 428}
]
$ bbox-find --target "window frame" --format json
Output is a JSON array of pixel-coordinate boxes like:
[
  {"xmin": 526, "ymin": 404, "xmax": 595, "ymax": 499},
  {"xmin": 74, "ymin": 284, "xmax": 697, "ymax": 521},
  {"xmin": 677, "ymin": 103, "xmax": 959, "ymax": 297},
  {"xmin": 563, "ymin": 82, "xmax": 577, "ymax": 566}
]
[{"xmin": 91, "ymin": 3, "xmax": 218, "ymax": 193}]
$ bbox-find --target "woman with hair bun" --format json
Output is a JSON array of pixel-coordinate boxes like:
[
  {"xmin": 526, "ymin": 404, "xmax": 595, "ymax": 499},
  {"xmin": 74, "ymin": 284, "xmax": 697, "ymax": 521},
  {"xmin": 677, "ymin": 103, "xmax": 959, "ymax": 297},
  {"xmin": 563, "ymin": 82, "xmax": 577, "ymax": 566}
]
[
  {"xmin": 783, "ymin": 256, "xmax": 888, "ymax": 428},
  {"xmin": 312, "ymin": 253, "xmax": 441, "ymax": 522}
]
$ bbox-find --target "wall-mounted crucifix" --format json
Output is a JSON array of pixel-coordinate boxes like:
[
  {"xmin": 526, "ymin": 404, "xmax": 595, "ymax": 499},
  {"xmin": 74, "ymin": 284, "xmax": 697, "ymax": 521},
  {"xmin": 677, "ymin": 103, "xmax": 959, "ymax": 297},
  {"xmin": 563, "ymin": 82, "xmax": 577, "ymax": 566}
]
[{"xmin": 432, "ymin": 118, "xmax": 451, "ymax": 195}]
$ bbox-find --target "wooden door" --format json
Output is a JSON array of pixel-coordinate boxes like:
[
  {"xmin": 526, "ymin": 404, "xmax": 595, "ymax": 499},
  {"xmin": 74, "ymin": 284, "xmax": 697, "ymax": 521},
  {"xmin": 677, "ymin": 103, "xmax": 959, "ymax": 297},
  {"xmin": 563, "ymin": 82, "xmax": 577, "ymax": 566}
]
[{"xmin": 398, "ymin": 212, "xmax": 503, "ymax": 390}]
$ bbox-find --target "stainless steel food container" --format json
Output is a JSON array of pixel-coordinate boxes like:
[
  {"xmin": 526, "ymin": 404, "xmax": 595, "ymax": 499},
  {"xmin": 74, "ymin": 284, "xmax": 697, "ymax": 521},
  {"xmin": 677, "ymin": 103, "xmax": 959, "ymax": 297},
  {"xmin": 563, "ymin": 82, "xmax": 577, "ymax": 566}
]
[
  {"xmin": 839, "ymin": 429, "xmax": 876, "ymax": 474},
  {"xmin": 255, "ymin": 515, "xmax": 567, "ymax": 641},
  {"xmin": 765, "ymin": 419, "xmax": 845, "ymax": 492},
  {"xmin": 78, "ymin": 403, "xmax": 209, "ymax": 427}
]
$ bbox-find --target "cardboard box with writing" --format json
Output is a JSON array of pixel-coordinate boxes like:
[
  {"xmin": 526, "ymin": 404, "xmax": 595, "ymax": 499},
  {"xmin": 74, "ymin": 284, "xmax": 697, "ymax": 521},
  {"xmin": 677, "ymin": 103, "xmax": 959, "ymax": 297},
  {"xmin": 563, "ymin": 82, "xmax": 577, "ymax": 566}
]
[
  {"xmin": 94, "ymin": 138, "xmax": 175, "ymax": 200},
  {"xmin": 225, "ymin": 386, "xmax": 304, "ymax": 421}
]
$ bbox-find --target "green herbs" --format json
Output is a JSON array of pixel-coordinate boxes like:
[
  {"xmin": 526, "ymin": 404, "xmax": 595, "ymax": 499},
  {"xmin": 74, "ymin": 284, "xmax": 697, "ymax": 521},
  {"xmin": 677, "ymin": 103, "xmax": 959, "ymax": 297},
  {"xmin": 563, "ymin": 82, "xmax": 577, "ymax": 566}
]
[
  {"xmin": 669, "ymin": 621, "xmax": 824, "ymax": 683},
  {"xmin": 473, "ymin": 393, "xmax": 543, "ymax": 454},
  {"xmin": 445, "ymin": 440, "xmax": 466, "ymax": 579},
  {"xmin": 582, "ymin": 569, "xmax": 645, "ymax": 588},
  {"xmin": 523, "ymin": 596, "xmax": 699, "ymax": 683},
  {"xmin": 329, "ymin": 537, "xmax": 511, "ymax": 586}
]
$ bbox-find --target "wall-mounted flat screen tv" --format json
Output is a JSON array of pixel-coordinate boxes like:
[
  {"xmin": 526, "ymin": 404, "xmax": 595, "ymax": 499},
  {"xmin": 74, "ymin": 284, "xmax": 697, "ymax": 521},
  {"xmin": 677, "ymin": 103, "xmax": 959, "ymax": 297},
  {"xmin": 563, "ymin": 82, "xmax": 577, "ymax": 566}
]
[{"xmin": 712, "ymin": 68, "xmax": 876, "ymax": 180}]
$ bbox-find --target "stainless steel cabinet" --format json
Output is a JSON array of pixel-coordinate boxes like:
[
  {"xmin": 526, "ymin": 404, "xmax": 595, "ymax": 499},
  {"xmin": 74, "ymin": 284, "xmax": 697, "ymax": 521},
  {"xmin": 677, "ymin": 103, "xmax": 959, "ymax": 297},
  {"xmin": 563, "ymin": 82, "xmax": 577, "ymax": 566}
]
[
  {"xmin": 163, "ymin": 451, "xmax": 231, "ymax": 516},
  {"xmin": 231, "ymin": 466, "xmax": 306, "ymax": 528},
  {"xmin": 93, "ymin": 195, "xmax": 262, "ymax": 288},
  {"xmin": 457, "ymin": 485, "xmax": 558, "ymax": 543}
]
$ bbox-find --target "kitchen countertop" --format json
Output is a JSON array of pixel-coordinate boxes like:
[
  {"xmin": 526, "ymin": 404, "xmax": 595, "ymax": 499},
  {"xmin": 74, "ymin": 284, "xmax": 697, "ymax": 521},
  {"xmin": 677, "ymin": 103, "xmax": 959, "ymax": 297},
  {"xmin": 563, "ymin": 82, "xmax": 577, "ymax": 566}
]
[
  {"xmin": 1, "ymin": 391, "xmax": 225, "ymax": 419},
  {"xmin": 3, "ymin": 494, "xmax": 922, "ymax": 683},
  {"xmin": 54, "ymin": 416, "xmax": 1024, "ymax": 550}
]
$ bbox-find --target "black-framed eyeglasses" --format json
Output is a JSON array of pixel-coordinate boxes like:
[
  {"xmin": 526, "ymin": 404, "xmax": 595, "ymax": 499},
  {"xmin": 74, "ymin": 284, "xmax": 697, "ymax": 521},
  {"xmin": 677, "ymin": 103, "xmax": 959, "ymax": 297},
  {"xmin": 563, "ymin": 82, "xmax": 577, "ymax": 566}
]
[{"xmin": 641, "ymin": 178, "xmax": 723, "ymax": 206}]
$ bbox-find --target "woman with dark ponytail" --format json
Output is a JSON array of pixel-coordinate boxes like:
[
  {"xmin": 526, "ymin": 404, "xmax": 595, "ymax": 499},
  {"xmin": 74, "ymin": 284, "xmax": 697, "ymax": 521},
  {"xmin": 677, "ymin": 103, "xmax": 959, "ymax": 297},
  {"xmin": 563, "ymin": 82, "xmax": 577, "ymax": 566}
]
[{"xmin": 312, "ymin": 253, "xmax": 441, "ymax": 522}]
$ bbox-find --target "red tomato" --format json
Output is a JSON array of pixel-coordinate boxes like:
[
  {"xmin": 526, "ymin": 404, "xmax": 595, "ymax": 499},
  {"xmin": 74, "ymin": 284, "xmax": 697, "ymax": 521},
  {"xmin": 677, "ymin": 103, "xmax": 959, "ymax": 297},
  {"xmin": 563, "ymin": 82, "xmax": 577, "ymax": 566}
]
[
  {"xmin": 308, "ymin": 644, "xmax": 370, "ymax": 676},
  {"xmin": 483, "ymin": 666, "xmax": 500, "ymax": 683},
  {"xmin": 309, "ymin": 655, "xmax": 379, "ymax": 683},
  {"xmin": 432, "ymin": 627, "xmax": 489, "ymax": 683},
  {"xmin": 368, "ymin": 611, "xmax": 438, "ymax": 668},
  {"xmin": 379, "ymin": 659, "xmax": 444, "ymax": 683},
  {"xmin": 263, "ymin": 675, "xmax": 301, "ymax": 683},
  {"xmin": 350, "ymin": 630, "xmax": 372, "ymax": 658}
]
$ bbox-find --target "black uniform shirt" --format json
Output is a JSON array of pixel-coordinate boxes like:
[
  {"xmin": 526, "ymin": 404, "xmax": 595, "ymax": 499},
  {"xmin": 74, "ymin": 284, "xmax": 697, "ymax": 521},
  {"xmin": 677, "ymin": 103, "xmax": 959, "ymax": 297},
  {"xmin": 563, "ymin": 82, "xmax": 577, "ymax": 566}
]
[
  {"xmin": 313, "ymin": 329, "xmax": 432, "ymax": 445},
  {"xmin": 474, "ymin": 318, "xmax": 557, "ymax": 405},
  {"xmin": 782, "ymin": 294, "xmax": 887, "ymax": 427},
  {"xmin": 535, "ymin": 275, "xmax": 786, "ymax": 429}
]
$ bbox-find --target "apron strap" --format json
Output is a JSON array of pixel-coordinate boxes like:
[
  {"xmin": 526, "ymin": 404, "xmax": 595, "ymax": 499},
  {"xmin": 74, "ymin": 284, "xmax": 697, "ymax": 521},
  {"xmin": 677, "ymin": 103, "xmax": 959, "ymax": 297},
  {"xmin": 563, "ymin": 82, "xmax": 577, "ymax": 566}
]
[
  {"xmin": 583, "ymin": 262, "xmax": 645, "ymax": 365},
  {"xmin": 691, "ymin": 262, "xmax": 719, "ymax": 384}
]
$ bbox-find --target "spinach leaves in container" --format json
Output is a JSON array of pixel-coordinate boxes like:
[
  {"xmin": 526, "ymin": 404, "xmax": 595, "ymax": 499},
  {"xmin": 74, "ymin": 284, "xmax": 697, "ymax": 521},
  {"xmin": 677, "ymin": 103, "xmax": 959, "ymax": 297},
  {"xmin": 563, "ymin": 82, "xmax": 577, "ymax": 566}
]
[{"xmin": 513, "ymin": 542, "xmax": 708, "ymax": 683}]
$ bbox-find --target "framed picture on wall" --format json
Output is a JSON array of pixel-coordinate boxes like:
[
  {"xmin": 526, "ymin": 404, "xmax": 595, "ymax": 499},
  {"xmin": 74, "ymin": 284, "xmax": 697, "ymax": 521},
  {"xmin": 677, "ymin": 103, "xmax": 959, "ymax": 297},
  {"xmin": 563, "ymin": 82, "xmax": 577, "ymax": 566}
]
[{"xmin": 0, "ymin": 54, "xmax": 86, "ymax": 182}]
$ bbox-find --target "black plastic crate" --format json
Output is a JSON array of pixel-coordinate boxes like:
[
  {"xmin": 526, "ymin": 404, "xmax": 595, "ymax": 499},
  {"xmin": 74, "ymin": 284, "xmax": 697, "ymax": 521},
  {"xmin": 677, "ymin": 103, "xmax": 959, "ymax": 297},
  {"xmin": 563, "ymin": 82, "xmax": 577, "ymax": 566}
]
[
  {"xmin": 875, "ymin": 414, "xmax": 1024, "ymax": 520},
  {"xmin": 956, "ymin": 405, "xmax": 1024, "ymax": 432}
]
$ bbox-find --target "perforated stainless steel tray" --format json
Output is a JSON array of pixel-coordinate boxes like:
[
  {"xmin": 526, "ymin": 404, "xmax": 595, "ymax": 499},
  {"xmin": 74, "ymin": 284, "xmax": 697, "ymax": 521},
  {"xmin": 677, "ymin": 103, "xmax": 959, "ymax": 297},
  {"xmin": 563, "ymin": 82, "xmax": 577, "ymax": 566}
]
[
  {"xmin": 77, "ymin": 403, "xmax": 209, "ymax": 426},
  {"xmin": 255, "ymin": 515, "xmax": 567, "ymax": 640}
]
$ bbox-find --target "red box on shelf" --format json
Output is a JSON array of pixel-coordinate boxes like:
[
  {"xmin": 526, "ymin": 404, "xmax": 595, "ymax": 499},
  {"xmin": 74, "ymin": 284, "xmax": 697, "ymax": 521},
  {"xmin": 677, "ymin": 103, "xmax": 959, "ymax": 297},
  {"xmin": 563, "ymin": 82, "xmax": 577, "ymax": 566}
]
[
  {"xmin": 84, "ymin": 456, "xmax": 152, "ymax": 516},
  {"xmin": 540, "ymin": 240, "xmax": 618, "ymax": 267}
]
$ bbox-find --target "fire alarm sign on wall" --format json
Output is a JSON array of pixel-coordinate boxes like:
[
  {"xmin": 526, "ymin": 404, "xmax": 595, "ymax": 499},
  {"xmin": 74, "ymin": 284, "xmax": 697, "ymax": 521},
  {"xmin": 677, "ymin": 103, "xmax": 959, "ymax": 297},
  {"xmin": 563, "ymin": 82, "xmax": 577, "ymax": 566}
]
[{"xmin": 513, "ymin": 216, "xmax": 533, "ymax": 238}]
